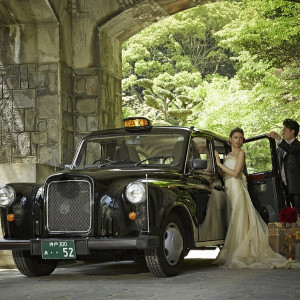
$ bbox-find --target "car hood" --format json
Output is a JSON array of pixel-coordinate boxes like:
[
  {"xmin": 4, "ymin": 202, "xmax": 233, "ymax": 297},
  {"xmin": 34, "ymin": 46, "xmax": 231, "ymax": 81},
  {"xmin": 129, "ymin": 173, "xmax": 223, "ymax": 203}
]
[{"xmin": 52, "ymin": 166, "xmax": 182, "ymax": 182}]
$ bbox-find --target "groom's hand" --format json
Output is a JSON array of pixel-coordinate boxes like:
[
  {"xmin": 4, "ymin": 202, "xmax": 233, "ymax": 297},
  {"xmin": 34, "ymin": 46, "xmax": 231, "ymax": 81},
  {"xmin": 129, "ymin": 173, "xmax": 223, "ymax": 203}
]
[{"xmin": 267, "ymin": 131, "xmax": 281, "ymax": 140}]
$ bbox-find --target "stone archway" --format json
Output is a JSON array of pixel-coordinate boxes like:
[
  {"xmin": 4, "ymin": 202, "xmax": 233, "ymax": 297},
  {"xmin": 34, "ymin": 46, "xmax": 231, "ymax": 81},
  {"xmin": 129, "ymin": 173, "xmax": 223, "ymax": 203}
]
[
  {"xmin": 0, "ymin": 0, "xmax": 221, "ymax": 177},
  {"xmin": 0, "ymin": 0, "xmax": 297, "ymax": 266},
  {"xmin": 0, "ymin": 0, "xmax": 222, "ymax": 267}
]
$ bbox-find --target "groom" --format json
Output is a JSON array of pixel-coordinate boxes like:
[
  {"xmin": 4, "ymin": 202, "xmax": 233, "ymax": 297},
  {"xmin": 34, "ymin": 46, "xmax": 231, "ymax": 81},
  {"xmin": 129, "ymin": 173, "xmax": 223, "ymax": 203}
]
[{"xmin": 268, "ymin": 119, "xmax": 300, "ymax": 215}]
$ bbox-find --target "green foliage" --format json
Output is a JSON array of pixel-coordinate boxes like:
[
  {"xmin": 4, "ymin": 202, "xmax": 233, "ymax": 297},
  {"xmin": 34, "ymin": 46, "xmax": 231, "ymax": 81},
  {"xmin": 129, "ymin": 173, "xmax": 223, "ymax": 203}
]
[
  {"xmin": 217, "ymin": 0, "xmax": 300, "ymax": 64},
  {"xmin": 122, "ymin": 1, "xmax": 240, "ymax": 126},
  {"xmin": 216, "ymin": 0, "xmax": 300, "ymax": 102},
  {"xmin": 169, "ymin": 109, "xmax": 192, "ymax": 120},
  {"xmin": 123, "ymin": 1, "xmax": 239, "ymax": 80},
  {"xmin": 137, "ymin": 79, "xmax": 153, "ymax": 89},
  {"xmin": 122, "ymin": 0, "xmax": 300, "ymax": 169},
  {"xmin": 243, "ymin": 139, "xmax": 273, "ymax": 174},
  {"xmin": 122, "ymin": 105, "xmax": 136, "ymax": 120},
  {"xmin": 144, "ymin": 94, "xmax": 161, "ymax": 110},
  {"xmin": 138, "ymin": 72, "xmax": 204, "ymax": 125}
]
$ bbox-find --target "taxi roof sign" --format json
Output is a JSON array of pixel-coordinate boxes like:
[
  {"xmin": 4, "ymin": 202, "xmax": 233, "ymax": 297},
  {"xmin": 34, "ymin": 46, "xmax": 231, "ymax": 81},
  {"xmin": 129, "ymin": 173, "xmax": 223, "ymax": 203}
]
[{"xmin": 124, "ymin": 117, "xmax": 151, "ymax": 131}]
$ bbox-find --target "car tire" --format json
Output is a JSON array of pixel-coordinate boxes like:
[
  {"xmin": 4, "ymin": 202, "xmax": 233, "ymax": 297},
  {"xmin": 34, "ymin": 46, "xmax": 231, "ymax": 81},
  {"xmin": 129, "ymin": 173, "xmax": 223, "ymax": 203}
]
[
  {"xmin": 12, "ymin": 250, "xmax": 57, "ymax": 277},
  {"xmin": 145, "ymin": 212, "xmax": 185, "ymax": 277}
]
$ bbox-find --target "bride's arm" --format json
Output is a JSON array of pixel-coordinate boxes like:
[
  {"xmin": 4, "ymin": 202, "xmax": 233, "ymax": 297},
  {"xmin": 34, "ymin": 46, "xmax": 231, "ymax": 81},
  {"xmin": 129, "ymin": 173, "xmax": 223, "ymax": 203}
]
[{"xmin": 215, "ymin": 151, "xmax": 245, "ymax": 178}]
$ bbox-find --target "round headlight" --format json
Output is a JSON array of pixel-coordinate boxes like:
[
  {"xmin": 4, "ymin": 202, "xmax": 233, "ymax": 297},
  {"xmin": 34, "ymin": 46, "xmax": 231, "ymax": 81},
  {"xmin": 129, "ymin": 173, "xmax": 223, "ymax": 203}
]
[
  {"xmin": 125, "ymin": 182, "xmax": 146, "ymax": 204},
  {"xmin": 0, "ymin": 185, "xmax": 15, "ymax": 207}
]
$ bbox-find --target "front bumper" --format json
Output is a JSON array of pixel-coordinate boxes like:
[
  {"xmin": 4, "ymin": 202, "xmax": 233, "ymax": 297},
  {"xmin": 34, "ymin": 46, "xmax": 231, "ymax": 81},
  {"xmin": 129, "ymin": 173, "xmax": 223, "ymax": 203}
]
[{"xmin": 0, "ymin": 236, "xmax": 159, "ymax": 255}]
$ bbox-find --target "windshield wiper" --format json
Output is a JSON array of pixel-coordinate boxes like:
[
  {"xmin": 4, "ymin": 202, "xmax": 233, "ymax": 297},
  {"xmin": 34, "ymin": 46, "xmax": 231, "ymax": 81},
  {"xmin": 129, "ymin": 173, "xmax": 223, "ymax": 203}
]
[
  {"xmin": 85, "ymin": 159, "xmax": 117, "ymax": 168},
  {"xmin": 92, "ymin": 158, "xmax": 113, "ymax": 164},
  {"xmin": 89, "ymin": 160, "xmax": 138, "ymax": 168},
  {"xmin": 135, "ymin": 155, "xmax": 174, "ymax": 166},
  {"xmin": 98, "ymin": 160, "xmax": 119, "ymax": 167}
]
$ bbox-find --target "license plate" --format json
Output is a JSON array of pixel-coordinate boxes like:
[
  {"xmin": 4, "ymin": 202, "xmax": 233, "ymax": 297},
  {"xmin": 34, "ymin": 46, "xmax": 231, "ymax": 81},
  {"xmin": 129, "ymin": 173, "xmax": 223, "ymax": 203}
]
[{"xmin": 41, "ymin": 240, "xmax": 76, "ymax": 259}]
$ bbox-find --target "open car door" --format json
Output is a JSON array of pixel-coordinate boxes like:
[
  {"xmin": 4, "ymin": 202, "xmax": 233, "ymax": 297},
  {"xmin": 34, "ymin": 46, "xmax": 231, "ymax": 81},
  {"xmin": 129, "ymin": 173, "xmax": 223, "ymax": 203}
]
[{"xmin": 243, "ymin": 135, "xmax": 285, "ymax": 223}]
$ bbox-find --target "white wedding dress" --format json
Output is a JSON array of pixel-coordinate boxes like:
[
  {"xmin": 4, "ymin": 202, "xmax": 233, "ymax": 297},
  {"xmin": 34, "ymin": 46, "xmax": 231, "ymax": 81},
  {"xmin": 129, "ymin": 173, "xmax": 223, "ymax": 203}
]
[{"xmin": 215, "ymin": 154, "xmax": 300, "ymax": 269}]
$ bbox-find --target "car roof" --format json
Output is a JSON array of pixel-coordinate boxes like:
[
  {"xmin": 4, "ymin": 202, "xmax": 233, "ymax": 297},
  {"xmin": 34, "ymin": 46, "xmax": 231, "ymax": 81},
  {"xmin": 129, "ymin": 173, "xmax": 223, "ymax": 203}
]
[{"xmin": 85, "ymin": 126, "xmax": 228, "ymax": 143}]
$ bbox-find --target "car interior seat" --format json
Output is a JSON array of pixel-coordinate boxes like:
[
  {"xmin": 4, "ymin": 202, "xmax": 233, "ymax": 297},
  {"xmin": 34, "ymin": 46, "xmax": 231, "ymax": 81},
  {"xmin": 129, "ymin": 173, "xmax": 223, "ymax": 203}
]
[
  {"xmin": 171, "ymin": 141, "xmax": 183, "ymax": 165},
  {"xmin": 114, "ymin": 145, "xmax": 140, "ymax": 162}
]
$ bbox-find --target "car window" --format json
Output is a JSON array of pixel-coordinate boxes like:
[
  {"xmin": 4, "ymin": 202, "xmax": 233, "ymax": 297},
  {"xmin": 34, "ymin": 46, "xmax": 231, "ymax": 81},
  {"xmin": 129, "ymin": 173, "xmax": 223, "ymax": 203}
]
[
  {"xmin": 214, "ymin": 139, "xmax": 228, "ymax": 162},
  {"xmin": 75, "ymin": 134, "xmax": 186, "ymax": 168},
  {"xmin": 243, "ymin": 138, "xmax": 272, "ymax": 174},
  {"xmin": 190, "ymin": 137, "xmax": 212, "ymax": 172}
]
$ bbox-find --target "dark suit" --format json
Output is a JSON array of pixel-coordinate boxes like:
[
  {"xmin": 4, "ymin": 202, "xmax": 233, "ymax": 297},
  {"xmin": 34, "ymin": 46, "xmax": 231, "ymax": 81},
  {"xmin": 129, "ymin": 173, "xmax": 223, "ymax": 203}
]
[{"xmin": 277, "ymin": 138, "xmax": 300, "ymax": 213}]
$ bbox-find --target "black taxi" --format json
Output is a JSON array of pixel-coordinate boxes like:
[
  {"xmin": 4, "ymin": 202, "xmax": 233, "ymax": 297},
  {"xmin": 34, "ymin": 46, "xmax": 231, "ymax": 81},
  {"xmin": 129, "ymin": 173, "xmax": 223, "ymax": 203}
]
[{"xmin": 0, "ymin": 118, "xmax": 284, "ymax": 277}]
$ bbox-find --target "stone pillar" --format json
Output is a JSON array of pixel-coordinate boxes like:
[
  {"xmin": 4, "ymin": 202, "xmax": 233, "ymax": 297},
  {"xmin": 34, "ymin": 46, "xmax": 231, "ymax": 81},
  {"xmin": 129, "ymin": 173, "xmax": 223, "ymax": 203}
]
[
  {"xmin": 0, "ymin": 6, "xmax": 124, "ymax": 172},
  {"xmin": 73, "ymin": 67, "xmax": 101, "ymax": 149},
  {"xmin": 0, "ymin": 22, "xmax": 63, "ymax": 177},
  {"xmin": 99, "ymin": 30, "xmax": 123, "ymax": 131},
  {"xmin": 0, "ymin": 2, "xmax": 123, "ymax": 267},
  {"xmin": 0, "ymin": 20, "xmax": 63, "ymax": 268}
]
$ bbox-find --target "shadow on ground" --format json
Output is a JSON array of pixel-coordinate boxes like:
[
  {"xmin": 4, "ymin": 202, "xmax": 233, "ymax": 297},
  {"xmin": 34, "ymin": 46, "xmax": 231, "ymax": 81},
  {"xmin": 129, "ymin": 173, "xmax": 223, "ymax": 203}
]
[{"xmin": 51, "ymin": 257, "xmax": 216, "ymax": 278}]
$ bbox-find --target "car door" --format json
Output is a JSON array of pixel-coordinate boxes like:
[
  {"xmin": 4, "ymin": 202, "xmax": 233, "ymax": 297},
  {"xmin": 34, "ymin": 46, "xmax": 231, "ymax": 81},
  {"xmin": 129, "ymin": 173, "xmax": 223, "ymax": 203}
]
[
  {"xmin": 243, "ymin": 135, "xmax": 285, "ymax": 223},
  {"xmin": 189, "ymin": 136, "xmax": 227, "ymax": 242}
]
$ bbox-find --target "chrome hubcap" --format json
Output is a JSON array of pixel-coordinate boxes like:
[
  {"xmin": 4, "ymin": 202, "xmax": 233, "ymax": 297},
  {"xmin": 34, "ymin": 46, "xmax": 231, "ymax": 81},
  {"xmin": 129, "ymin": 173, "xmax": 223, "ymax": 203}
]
[{"xmin": 164, "ymin": 222, "xmax": 183, "ymax": 266}]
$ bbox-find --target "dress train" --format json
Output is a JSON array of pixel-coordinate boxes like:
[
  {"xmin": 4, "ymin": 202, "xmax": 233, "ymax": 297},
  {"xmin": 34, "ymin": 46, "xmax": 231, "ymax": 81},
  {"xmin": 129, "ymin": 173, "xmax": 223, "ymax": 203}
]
[{"xmin": 215, "ymin": 155, "xmax": 300, "ymax": 269}]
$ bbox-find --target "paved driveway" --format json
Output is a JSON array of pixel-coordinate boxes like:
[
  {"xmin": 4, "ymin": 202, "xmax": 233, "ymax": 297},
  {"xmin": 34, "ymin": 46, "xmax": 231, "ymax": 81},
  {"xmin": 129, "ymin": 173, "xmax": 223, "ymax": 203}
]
[{"xmin": 0, "ymin": 251, "xmax": 300, "ymax": 300}]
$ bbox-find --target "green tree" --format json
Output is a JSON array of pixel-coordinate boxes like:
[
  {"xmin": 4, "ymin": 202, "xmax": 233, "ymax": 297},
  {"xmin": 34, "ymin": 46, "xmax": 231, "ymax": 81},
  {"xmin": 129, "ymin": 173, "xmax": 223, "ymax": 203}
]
[
  {"xmin": 216, "ymin": 0, "xmax": 300, "ymax": 105},
  {"xmin": 122, "ymin": 0, "xmax": 300, "ymax": 144},
  {"xmin": 135, "ymin": 72, "xmax": 203, "ymax": 125},
  {"xmin": 123, "ymin": 1, "xmax": 240, "ymax": 80},
  {"xmin": 122, "ymin": 1, "xmax": 240, "ymax": 125}
]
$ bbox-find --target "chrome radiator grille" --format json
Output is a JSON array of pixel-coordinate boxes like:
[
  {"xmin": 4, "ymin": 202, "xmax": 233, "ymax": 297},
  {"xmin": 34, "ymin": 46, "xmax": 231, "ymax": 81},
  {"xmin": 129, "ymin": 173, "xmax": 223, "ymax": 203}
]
[{"xmin": 46, "ymin": 180, "xmax": 92, "ymax": 233}]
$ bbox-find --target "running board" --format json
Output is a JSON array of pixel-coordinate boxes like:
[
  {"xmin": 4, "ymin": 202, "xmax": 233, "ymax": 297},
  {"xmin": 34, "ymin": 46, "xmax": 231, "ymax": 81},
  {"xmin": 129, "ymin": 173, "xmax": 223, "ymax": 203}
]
[{"xmin": 194, "ymin": 240, "xmax": 224, "ymax": 248}]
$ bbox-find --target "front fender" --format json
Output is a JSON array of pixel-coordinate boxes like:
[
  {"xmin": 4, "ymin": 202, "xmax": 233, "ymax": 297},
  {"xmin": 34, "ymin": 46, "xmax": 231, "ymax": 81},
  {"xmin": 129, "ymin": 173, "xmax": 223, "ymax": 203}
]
[
  {"xmin": 147, "ymin": 183, "xmax": 197, "ymax": 241},
  {"xmin": 0, "ymin": 183, "xmax": 42, "ymax": 239}
]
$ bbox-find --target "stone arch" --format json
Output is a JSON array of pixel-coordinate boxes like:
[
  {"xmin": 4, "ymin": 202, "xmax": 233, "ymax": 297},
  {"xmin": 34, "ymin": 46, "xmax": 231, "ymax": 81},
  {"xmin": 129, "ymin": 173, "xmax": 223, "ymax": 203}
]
[
  {"xmin": 100, "ymin": 0, "xmax": 219, "ymax": 43},
  {"xmin": 0, "ymin": 0, "xmax": 298, "ymax": 268},
  {"xmin": 0, "ymin": 0, "xmax": 297, "ymax": 175}
]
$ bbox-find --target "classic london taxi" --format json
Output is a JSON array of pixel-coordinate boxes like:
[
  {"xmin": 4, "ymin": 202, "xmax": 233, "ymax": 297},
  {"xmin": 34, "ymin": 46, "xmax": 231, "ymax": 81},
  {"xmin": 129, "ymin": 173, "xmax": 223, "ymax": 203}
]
[{"xmin": 0, "ymin": 118, "xmax": 284, "ymax": 277}]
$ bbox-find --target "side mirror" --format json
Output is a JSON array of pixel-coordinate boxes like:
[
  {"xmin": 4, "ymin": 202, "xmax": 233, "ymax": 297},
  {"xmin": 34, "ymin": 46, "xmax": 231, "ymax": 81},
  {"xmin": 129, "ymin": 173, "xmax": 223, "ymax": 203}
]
[
  {"xmin": 193, "ymin": 158, "xmax": 207, "ymax": 170},
  {"xmin": 188, "ymin": 158, "xmax": 208, "ymax": 176}
]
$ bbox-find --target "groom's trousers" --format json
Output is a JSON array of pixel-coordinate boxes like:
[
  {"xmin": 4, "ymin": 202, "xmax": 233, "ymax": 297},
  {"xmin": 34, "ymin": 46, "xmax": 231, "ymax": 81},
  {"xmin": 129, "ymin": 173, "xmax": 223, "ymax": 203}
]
[{"xmin": 285, "ymin": 185, "xmax": 300, "ymax": 215}]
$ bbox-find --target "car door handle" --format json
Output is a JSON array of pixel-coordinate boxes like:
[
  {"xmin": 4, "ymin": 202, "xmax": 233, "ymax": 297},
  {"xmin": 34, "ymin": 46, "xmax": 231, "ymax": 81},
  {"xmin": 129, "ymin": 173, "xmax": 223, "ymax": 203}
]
[{"xmin": 253, "ymin": 181, "xmax": 265, "ymax": 185}]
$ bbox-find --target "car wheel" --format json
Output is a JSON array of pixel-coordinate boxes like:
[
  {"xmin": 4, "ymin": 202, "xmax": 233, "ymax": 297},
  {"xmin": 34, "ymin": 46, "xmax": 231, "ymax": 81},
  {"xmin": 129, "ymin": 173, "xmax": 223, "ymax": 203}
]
[
  {"xmin": 145, "ymin": 212, "xmax": 185, "ymax": 277},
  {"xmin": 12, "ymin": 250, "xmax": 57, "ymax": 277}
]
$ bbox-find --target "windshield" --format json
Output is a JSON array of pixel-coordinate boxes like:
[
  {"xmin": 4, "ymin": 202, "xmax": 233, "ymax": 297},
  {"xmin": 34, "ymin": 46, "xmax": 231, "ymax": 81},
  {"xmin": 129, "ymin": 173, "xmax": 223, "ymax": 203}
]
[{"xmin": 74, "ymin": 134, "xmax": 185, "ymax": 169}]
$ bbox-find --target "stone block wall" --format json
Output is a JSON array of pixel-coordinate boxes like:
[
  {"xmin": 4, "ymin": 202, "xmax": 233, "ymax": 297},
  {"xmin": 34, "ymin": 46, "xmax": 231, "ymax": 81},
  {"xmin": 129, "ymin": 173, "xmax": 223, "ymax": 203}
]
[
  {"xmin": 99, "ymin": 30, "xmax": 123, "ymax": 131},
  {"xmin": 0, "ymin": 60, "xmax": 123, "ymax": 169},
  {"xmin": 73, "ymin": 67, "xmax": 100, "ymax": 150},
  {"xmin": 0, "ymin": 62, "xmax": 61, "ymax": 166},
  {"xmin": 61, "ymin": 63, "xmax": 75, "ymax": 165}
]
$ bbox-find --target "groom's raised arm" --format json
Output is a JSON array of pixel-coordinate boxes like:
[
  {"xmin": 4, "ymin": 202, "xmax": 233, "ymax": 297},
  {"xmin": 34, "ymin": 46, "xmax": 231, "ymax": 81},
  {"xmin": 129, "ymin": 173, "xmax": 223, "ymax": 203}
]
[{"xmin": 267, "ymin": 131, "xmax": 300, "ymax": 155}]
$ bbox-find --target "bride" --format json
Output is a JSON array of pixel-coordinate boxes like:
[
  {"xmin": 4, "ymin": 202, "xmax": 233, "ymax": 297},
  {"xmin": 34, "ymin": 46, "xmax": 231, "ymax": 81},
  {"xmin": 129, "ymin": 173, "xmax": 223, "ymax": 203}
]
[{"xmin": 214, "ymin": 127, "xmax": 299, "ymax": 269}]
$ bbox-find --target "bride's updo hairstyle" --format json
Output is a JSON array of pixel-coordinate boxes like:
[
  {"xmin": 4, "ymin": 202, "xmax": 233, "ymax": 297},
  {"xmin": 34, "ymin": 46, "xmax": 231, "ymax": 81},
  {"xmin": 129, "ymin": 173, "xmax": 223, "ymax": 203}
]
[{"xmin": 229, "ymin": 127, "xmax": 244, "ymax": 138}]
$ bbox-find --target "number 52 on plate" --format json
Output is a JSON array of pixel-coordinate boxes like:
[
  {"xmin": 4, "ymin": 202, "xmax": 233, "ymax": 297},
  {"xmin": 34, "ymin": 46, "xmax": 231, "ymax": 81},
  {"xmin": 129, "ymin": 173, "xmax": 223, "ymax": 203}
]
[{"xmin": 41, "ymin": 240, "xmax": 76, "ymax": 259}]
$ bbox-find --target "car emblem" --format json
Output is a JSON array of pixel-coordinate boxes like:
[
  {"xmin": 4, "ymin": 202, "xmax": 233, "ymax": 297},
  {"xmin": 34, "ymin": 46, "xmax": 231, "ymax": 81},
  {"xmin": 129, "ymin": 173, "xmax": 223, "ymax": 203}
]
[{"xmin": 59, "ymin": 202, "xmax": 71, "ymax": 215}]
